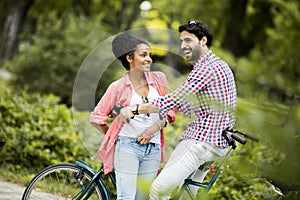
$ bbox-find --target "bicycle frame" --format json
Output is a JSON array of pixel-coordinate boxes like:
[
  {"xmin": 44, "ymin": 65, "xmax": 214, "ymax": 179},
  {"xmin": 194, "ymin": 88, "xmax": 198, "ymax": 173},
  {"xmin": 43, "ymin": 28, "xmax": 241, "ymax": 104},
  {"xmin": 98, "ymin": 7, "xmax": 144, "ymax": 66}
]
[
  {"xmin": 173, "ymin": 128, "xmax": 253, "ymax": 200},
  {"xmin": 74, "ymin": 160, "xmax": 116, "ymax": 200},
  {"xmin": 174, "ymin": 146, "xmax": 236, "ymax": 200}
]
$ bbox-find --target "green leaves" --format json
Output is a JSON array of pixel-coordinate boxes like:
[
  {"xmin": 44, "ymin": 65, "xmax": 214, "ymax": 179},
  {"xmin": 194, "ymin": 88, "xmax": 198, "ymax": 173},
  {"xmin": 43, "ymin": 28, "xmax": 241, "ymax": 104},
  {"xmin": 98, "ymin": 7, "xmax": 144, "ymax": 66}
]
[
  {"xmin": 7, "ymin": 11, "xmax": 110, "ymax": 106},
  {"xmin": 0, "ymin": 90, "xmax": 88, "ymax": 170}
]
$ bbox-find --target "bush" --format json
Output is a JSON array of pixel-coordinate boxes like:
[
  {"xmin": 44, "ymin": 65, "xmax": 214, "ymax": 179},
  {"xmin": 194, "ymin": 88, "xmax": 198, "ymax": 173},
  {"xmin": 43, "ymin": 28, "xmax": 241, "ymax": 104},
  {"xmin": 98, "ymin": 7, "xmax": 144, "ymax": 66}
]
[{"xmin": 0, "ymin": 90, "xmax": 88, "ymax": 170}]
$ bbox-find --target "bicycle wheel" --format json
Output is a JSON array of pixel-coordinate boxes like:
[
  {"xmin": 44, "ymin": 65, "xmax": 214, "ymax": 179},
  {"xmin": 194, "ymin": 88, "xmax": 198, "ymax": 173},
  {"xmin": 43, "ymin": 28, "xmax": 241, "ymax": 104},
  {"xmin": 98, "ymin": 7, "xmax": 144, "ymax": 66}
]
[{"xmin": 22, "ymin": 163, "xmax": 107, "ymax": 200}]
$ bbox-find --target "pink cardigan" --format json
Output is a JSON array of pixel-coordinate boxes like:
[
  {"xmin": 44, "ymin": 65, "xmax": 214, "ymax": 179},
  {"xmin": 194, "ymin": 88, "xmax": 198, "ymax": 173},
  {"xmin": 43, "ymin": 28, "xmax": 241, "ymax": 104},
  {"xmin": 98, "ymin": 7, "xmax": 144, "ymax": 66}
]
[{"xmin": 90, "ymin": 71, "xmax": 175, "ymax": 174}]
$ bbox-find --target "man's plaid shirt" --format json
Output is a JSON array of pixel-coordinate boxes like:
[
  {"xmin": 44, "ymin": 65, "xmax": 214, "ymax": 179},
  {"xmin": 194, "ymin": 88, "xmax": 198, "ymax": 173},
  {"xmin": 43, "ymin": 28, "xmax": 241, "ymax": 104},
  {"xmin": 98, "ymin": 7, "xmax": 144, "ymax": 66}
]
[{"xmin": 152, "ymin": 51, "xmax": 237, "ymax": 148}]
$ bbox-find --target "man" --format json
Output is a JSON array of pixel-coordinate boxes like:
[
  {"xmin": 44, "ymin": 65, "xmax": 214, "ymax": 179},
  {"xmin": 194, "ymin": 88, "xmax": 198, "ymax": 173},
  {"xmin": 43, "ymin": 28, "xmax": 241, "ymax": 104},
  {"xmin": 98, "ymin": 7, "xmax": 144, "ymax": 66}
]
[{"xmin": 120, "ymin": 20, "xmax": 237, "ymax": 199}]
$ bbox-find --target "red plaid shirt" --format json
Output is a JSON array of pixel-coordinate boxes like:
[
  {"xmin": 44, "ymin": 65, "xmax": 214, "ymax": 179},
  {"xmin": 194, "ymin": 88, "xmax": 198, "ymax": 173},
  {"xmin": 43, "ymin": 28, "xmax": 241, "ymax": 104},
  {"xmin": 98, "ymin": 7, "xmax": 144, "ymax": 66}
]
[{"xmin": 152, "ymin": 51, "xmax": 236, "ymax": 148}]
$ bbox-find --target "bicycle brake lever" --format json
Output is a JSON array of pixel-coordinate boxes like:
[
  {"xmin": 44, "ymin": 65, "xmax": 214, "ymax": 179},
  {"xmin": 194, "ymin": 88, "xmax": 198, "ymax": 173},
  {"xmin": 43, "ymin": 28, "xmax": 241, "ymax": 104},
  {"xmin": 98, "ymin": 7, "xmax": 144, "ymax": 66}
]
[{"xmin": 112, "ymin": 103, "xmax": 123, "ymax": 117}]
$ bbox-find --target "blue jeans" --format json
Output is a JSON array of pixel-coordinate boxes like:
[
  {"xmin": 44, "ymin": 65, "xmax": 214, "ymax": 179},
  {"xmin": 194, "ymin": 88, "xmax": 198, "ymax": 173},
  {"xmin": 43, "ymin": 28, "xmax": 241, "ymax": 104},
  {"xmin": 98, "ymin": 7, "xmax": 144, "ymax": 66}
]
[{"xmin": 114, "ymin": 136, "xmax": 161, "ymax": 200}]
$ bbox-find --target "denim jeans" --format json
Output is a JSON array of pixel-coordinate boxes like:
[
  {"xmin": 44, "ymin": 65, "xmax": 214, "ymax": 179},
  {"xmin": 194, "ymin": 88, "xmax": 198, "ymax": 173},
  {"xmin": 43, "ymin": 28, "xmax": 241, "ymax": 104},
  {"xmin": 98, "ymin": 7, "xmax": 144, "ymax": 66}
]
[
  {"xmin": 149, "ymin": 139, "xmax": 228, "ymax": 199},
  {"xmin": 114, "ymin": 136, "xmax": 161, "ymax": 200}
]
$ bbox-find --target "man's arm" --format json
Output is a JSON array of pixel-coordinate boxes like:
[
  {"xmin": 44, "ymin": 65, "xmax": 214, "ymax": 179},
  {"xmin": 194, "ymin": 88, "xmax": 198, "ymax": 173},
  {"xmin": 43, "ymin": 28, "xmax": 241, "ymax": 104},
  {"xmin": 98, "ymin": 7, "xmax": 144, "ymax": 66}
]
[
  {"xmin": 120, "ymin": 102, "xmax": 160, "ymax": 122},
  {"xmin": 138, "ymin": 102, "xmax": 160, "ymax": 114}
]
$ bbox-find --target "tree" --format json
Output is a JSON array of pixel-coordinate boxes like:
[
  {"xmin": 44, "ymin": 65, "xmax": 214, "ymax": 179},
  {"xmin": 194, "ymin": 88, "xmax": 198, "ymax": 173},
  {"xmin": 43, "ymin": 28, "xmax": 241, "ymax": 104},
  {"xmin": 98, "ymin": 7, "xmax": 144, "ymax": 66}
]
[
  {"xmin": 3, "ymin": 0, "xmax": 300, "ymax": 106},
  {"xmin": 7, "ymin": 11, "xmax": 109, "ymax": 106},
  {"xmin": 235, "ymin": 0, "xmax": 300, "ymax": 103},
  {"xmin": 0, "ymin": 0, "xmax": 97, "ymax": 68},
  {"xmin": 0, "ymin": 0, "xmax": 34, "ymax": 67}
]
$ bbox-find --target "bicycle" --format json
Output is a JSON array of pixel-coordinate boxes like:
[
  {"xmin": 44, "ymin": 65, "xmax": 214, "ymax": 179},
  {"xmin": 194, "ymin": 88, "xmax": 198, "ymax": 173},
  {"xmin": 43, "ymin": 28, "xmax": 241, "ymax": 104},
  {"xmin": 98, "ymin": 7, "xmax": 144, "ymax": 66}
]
[
  {"xmin": 171, "ymin": 128, "xmax": 259, "ymax": 200},
  {"xmin": 21, "ymin": 128, "xmax": 259, "ymax": 200}
]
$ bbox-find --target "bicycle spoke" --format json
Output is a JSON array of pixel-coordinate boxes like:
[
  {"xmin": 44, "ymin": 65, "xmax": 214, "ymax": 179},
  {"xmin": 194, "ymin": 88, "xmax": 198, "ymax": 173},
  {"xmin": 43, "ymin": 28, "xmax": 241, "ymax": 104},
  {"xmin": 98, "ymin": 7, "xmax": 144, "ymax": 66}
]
[{"xmin": 22, "ymin": 163, "xmax": 107, "ymax": 200}]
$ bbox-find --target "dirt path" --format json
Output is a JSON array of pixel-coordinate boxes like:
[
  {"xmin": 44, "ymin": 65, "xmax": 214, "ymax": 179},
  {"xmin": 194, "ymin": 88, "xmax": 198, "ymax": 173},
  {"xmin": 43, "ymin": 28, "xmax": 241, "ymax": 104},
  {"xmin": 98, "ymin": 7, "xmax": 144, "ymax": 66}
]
[{"xmin": 0, "ymin": 181, "xmax": 25, "ymax": 200}]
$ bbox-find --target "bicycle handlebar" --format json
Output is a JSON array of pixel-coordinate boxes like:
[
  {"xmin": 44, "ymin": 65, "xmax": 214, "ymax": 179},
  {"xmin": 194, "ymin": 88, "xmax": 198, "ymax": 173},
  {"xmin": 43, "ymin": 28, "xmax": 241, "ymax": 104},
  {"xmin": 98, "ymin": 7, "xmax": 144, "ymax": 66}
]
[
  {"xmin": 111, "ymin": 103, "xmax": 130, "ymax": 123},
  {"xmin": 236, "ymin": 131, "xmax": 260, "ymax": 142},
  {"xmin": 226, "ymin": 129, "xmax": 260, "ymax": 142},
  {"xmin": 224, "ymin": 128, "xmax": 259, "ymax": 146},
  {"xmin": 228, "ymin": 132, "xmax": 247, "ymax": 145},
  {"xmin": 111, "ymin": 103, "xmax": 123, "ymax": 118}
]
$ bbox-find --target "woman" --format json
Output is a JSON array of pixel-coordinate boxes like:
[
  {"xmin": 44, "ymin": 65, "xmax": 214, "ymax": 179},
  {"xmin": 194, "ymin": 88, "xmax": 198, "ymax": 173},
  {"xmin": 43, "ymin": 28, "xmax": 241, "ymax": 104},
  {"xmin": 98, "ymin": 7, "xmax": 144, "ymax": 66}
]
[{"xmin": 90, "ymin": 33, "xmax": 175, "ymax": 200}]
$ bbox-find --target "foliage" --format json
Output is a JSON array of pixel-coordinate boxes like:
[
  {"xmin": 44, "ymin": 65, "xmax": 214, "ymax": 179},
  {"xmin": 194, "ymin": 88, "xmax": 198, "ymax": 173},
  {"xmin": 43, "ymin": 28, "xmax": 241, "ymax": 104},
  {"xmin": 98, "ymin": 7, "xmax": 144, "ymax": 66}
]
[
  {"xmin": 236, "ymin": 0, "xmax": 300, "ymax": 102},
  {"xmin": 232, "ymin": 98, "xmax": 300, "ymax": 197},
  {"xmin": 208, "ymin": 172, "xmax": 276, "ymax": 200},
  {"xmin": 141, "ymin": 0, "xmax": 300, "ymax": 103},
  {"xmin": 1, "ymin": 0, "xmax": 299, "ymax": 106},
  {"xmin": 0, "ymin": 90, "xmax": 89, "ymax": 171},
  {"xmin": 0, "ymin": 72, "xmax": 9, "ymax": 96},
  {"xmin": 6, "ymin": 11, "xmax": 110, "ymax": 106},
  {"xmin": 96, "ymin": 0, "xmax": 144, "ymax": 32}
]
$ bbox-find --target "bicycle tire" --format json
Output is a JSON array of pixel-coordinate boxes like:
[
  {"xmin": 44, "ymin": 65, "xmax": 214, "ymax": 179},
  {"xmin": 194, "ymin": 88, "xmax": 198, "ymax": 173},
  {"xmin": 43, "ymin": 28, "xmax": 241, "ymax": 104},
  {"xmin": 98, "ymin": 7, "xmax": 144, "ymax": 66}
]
[{"xmin": 22, "ymin": 163, "xmax": 107, "ymax": 200}]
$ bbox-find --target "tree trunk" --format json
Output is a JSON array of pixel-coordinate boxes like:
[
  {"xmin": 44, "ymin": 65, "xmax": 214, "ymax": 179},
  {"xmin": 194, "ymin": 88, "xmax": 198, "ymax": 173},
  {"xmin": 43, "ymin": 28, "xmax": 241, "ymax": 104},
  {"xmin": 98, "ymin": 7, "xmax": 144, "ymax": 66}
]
[
  {"xmin": 0, "ymin": 2, "xmax": 7, "ymax": 39},
  {"xmin": 221, "ymin": 0, "xmax": 248, "ymax": 57},
  {"xmin": 0, "ymin": 0, "xmax": 33, "ymax": 67},
  {"xmin": 123, "ymin": 0, "xmax": 143, "ymax": 31}
]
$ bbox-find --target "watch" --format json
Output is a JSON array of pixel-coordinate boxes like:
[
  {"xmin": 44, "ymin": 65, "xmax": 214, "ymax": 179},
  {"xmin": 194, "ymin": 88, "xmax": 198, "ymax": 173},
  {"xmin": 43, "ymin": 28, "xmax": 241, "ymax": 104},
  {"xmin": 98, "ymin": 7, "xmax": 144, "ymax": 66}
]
[{"xmin": 131, "ymin": 104, "xmax": 139, "ymax": 116}]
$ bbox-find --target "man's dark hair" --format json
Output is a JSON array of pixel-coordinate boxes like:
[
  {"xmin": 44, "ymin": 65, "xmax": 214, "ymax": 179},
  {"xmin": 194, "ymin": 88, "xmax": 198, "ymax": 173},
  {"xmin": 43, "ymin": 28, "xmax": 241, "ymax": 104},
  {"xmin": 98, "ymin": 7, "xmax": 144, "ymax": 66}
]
[
  {"xmin": 178, "ymin": 20, "xmax": 213, "ymax": 47},
  {"xmin": 112, "ymin": 33, "xmax": 149, "ymax": 71}
]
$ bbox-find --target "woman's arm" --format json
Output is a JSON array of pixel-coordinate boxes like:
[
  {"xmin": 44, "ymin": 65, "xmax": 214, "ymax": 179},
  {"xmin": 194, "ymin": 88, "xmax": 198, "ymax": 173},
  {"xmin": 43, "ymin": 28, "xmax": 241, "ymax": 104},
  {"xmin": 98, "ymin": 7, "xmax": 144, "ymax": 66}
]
[{"xmin": 90, "ymin": 123, "xmax": 109, "ymax": 135}]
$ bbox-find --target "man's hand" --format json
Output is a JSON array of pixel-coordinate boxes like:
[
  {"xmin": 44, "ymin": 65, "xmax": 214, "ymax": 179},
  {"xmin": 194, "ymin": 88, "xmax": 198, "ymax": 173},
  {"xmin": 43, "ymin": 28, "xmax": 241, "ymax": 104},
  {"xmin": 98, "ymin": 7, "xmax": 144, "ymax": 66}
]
[
  {"xmin": 120, "ymin": 106, "xmax": 134, "ymax": 122},
  {"xmin": 137, "ymin": 131, "xmax": 152, "ymax": 144}
]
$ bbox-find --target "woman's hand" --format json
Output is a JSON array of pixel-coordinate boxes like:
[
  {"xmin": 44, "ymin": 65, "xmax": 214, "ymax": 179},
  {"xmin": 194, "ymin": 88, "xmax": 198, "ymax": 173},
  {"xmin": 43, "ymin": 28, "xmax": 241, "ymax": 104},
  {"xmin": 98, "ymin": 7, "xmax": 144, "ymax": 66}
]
[
  {"xmin": 137, "ymin": 131, "xmax": 152, "ymax": 144},
  {"xmin": 120, "ymin": 107, "xmax": 134, "ymax": 122}
]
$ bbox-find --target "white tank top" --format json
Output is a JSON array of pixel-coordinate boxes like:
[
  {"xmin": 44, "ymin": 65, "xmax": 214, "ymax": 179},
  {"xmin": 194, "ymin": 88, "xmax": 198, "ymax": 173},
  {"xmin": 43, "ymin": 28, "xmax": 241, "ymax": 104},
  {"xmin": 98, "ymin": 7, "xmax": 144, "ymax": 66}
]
[{"xmin": 119, "ymin": 85, "xmax": 161, "ymax": 144}]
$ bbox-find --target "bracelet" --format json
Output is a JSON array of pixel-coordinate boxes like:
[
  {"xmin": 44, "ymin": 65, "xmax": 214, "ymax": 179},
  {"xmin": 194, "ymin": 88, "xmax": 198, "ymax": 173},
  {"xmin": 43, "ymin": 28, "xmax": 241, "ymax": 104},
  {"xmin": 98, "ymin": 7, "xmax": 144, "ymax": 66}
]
[
  {"xmin": 144, "ymin": 129, "xmax": 154, "ymax": 138},
  {"xmin": 155, "ymin": 122, "xmax": 162, "ymax": 130}
]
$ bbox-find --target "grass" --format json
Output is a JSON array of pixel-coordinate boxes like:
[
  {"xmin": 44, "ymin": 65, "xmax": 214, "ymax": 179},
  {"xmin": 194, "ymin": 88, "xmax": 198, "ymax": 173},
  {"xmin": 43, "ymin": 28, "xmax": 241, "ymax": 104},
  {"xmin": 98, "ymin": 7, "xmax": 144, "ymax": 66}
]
[{"xmin": 0, "ymin": 165, "xmax": 36, "ymax": 186}]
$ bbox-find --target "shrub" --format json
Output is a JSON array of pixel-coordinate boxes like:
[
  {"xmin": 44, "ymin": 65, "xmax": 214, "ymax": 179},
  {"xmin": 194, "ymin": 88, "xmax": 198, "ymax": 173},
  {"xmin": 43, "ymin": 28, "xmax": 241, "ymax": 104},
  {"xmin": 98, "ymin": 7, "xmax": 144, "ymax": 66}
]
[{"xmin": 0, "ymin": 90, "xmax": 88, "ymax": 170}]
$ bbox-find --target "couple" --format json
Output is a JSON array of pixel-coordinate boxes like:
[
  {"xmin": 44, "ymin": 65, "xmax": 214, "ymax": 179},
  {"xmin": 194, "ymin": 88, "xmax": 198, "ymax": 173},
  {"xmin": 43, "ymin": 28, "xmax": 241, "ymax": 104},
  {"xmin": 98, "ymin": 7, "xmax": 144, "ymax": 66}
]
[{"xmin": 90, "ymin": 20, "xmax": 237, "ymax": 200}]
